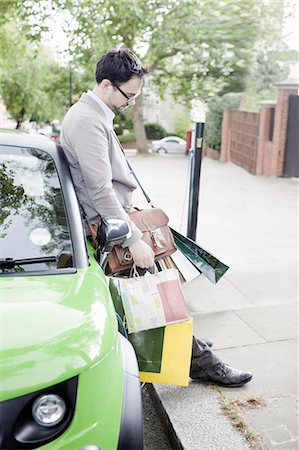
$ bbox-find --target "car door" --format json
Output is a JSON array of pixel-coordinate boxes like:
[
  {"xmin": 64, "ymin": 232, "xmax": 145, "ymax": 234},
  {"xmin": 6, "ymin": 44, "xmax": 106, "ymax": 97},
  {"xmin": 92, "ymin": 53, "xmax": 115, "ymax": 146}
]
[{"xmin": 165, "ymin": 138, "xmax": 181, "ymax": 154}]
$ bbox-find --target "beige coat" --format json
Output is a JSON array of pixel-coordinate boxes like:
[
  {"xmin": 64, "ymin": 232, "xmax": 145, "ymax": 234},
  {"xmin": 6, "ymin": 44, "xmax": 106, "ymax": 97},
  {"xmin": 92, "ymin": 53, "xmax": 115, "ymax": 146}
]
[{"xmin": 60, "ymin": 93, "xmax": 142, "ymax": 247}]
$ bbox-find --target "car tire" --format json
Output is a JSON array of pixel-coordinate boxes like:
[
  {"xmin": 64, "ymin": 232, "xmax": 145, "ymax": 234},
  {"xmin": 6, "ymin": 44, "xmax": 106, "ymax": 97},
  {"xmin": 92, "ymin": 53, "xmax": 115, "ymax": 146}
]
[
  {"xmin": 157, "ymin": 147, "xmax": 167, "ymax": 155},
  {"xmin": 118, "ymin": 335, "xmax": 143, "ymax": 450}
]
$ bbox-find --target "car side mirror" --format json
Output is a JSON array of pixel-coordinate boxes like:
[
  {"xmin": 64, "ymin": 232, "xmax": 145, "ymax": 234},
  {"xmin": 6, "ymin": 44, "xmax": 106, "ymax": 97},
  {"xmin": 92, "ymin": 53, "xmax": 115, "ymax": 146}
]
[
  {"xmin": 96, "ymin": 218, "xmax": 131, "ymax": 269},
  {"xmin": 97, "ymin": 218, "xmax": 131, "ymax": 250}
]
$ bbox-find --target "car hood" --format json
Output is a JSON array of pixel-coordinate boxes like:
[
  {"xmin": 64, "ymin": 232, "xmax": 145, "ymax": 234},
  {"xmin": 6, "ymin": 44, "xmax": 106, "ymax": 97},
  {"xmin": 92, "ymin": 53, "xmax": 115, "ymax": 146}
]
[{"xmin": 0, "ymin": 266, "xmax": 117, "ymax": 401}]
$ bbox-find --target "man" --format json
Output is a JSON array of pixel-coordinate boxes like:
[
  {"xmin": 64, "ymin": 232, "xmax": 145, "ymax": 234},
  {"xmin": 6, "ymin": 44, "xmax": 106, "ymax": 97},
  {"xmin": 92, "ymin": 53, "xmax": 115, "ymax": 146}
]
[{"xmin": 61, "ymin": 47, "xmax": 252, "ymax": 387}]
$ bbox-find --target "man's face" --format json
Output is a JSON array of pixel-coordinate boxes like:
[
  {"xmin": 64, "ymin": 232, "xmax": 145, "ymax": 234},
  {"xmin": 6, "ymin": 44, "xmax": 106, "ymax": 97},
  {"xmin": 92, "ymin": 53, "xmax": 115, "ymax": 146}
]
[{"xmin": 106, "ymin": 76, "xmax": 143, "ymax": 113}]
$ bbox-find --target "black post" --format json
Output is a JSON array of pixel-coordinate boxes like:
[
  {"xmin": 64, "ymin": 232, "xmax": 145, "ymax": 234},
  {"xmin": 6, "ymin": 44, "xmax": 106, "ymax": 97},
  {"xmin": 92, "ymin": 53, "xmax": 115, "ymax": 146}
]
[{"xmin": 187, "ymin": 122, "xmax": 205, "ymax": 240}]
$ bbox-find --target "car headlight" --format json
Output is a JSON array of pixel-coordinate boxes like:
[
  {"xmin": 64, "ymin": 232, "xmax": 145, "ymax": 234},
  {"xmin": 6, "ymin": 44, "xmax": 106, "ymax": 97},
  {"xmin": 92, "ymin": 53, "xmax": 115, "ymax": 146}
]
[
  {"xmin": 0, "ymin": 377, "xmax": 78, "ymax": 449},
  {"xmin": 32, "ymin": 394, "xmax": 66, "ymax": 427}
]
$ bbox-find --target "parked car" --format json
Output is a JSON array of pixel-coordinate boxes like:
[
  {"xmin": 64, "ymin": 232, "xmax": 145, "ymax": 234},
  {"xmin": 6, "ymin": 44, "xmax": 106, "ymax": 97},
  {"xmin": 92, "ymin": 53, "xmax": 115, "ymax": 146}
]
[
  {"xmin": 38, "ymin": 122, "xmax": 61, "ymax": 142},
  {"xmin": 0, "ymin": 130, "xmax": 143, "ymax": 450},
  {"xmin": 151, "ymin": 136, "xmax": 187, "ymax": 154}
]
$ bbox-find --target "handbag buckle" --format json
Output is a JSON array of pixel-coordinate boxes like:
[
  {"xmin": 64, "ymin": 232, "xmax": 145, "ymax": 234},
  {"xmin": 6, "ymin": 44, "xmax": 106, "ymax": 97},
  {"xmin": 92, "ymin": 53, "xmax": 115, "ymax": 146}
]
[{"xmin": 123, "ymin": 250, "xmax": 133, "ymax": 262}]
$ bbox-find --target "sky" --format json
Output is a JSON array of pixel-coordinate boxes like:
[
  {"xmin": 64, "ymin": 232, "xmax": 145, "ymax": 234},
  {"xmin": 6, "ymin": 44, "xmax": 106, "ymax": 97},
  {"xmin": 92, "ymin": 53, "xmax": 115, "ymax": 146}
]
[{"xmin": 283, "ymin": 1, "xmax": 299, "ymax": 51}]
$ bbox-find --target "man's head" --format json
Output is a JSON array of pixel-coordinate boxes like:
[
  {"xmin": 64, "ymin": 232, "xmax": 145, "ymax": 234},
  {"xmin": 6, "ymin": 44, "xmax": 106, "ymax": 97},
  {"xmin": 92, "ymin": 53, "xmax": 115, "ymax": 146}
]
[{"xmin": 94, "ymin": 48, "xmax": 147, "ymax": 113}]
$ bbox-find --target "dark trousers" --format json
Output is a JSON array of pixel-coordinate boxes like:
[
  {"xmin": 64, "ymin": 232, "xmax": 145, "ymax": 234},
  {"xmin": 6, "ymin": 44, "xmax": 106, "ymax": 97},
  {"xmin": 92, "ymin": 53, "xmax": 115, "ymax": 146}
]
[{"xmin": 191, "ymin": 336, "xmax": 220, "ymax": 370}]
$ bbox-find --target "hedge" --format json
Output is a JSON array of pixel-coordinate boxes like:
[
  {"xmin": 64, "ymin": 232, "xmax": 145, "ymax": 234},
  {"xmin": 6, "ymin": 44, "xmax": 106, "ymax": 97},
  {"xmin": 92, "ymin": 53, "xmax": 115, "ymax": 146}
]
[
  {"xmin": 118, "ymin": 133, "xmax": 136, "ymax": 143},
  {"xmin": 144, "ymin": 122, "xmax": 167, "ymax": 140}
]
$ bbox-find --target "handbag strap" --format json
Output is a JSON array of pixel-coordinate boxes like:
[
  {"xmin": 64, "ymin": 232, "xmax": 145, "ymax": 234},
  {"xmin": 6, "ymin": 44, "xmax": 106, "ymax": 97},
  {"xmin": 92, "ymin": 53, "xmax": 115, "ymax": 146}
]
[
  {"xmin": 126, "ymin": 158, "xmax": 153, "ymax": 205},
  {"xmin": 112, "ymin": 129, "xmax": 153, "ymax": 206}
]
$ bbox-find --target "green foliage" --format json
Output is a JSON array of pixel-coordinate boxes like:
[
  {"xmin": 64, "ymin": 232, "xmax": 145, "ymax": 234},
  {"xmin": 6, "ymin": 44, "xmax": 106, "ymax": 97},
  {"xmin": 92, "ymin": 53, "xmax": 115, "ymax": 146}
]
[
  {"xmin": 2, "ymin": 0, "xmax": 296, "ymax": 133},
  {"xmin": 0, "ymin": 22, "xmax": 72, "ymax": 125},
  {"xmin": 118, "ymin": 133, "xmax": 136, "ymax": 143},
  {"xmin": 204, "ymin": 93, "xmax": 242, "ymax": 151},
  {"xmin": 37, "ymin": 0, "xmax": 265, "ymax": 104},
  {"xmin": 241, "ymin": 45, "xmax": 299, "ymax": 110},
  {"xmin": 144, "ymin": 122, "xmax": 167, "ymax": 140},
  {"xmin": 175, "ymin": 114, "xmax": 191, "ymax": 139},
  {"xmin": 114, "ymin": 109, "xmax": 134, "ymax": 135},
  {"xmin": 240, "ymin": 0, "xmax": 298, "ymax": 109}
]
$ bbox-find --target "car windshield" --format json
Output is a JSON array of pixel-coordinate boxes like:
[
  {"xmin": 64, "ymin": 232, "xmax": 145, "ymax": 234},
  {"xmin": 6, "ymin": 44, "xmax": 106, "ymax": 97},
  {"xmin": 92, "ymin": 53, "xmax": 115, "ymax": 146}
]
[{"xmin": 0, "ymin": 145, "xmax": 73, "ymax": 274}]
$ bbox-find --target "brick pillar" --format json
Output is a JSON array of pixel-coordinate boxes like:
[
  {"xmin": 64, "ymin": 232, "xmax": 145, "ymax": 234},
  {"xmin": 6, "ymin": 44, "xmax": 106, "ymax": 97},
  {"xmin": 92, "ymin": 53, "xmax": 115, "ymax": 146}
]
[
  {"xmin": 256, "ymin": 100, "xmax": 276, "ymax": 176},
  {"xmin": 272, "ymin": 80, "xmax": 298, "ymax": 176},
  {"xmin": 220, "ymin": 109, "xmax": 232, "ymax": 163}
]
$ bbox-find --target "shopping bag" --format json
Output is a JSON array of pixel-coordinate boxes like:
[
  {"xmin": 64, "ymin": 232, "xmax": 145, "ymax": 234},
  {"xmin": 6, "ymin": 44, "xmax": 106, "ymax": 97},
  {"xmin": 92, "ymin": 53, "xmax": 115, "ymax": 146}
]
[
  {"xmin": 109, "ymin": 278, "xmax": 193, "ymax": 386},
  {"xmin": 138, "ymin": 320, "xmax": 193, "ymax": 386},
  {"xmin": 170, "ymin": 228, "xmax": 229, "ymax": 284},
  {"xmin": 118, "ymin": 268, "xmax": 189, "ymax": 334}
]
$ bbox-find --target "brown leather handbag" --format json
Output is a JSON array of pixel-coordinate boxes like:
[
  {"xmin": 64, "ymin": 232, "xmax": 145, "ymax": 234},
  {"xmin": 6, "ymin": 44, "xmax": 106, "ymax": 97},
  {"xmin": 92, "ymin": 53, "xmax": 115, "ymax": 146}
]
[{"xmin": 108, "ymin": 207, "xmax": 176, "ymax": 273}]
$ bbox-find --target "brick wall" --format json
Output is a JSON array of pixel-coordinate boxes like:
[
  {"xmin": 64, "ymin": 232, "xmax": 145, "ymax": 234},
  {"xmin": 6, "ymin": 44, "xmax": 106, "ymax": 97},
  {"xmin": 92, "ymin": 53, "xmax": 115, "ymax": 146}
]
[
  {"xmin": 271, "ymin": 87, "xmax": 296, "ymax": 176},
  {"xmin": 220, "ymin": 81, "xmax": 298, "ymax": 176},
  {"xmin": 229, "ymin": 110, "xmax": 259, "ymax": 174}
]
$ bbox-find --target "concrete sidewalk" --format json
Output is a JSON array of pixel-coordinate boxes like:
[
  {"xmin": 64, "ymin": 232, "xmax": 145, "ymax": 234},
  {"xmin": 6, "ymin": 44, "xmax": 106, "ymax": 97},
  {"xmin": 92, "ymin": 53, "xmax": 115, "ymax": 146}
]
[{"xmin": 128, "ymin": 153, "xmax": 298, "ymax": 450}]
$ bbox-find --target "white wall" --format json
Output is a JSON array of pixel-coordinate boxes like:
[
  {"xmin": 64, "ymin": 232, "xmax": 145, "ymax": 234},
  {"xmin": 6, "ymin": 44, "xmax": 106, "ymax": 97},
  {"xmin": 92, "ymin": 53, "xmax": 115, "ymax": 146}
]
[
  {"xmin": 143, "ymin": 87, "xmax": 189, "ymax": 133},
  {"xmin": 0, "ymin": 98, "xmax": 17, "ymax": 129}
]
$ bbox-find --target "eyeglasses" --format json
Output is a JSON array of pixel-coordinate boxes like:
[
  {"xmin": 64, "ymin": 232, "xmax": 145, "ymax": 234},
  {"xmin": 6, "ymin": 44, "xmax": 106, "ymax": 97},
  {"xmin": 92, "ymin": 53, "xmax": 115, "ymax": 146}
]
[{"xmin": 113, "ymin": 84, "xmax": 139, "ymax": 103}]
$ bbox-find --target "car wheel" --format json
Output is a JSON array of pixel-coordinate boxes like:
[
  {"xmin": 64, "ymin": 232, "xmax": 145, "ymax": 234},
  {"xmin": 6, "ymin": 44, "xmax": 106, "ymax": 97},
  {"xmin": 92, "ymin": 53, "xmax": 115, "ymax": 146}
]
[{"xmin": 157, "ymin": 147, "xmax": 167, "ymax": 155}]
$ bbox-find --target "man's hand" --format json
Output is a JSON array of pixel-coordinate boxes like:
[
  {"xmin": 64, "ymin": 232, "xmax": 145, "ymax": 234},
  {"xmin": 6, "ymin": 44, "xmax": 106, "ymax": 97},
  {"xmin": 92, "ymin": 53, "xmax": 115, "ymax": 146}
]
[{"xmin": 129, "ymin": 239, "xmax": 155, "ymax": 269}]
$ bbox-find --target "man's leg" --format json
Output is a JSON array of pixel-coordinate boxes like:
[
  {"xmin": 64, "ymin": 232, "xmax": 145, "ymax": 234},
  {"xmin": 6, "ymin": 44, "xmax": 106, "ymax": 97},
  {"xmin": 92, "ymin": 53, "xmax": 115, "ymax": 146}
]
[{"xmin": 190, "ymin": 336, "xmax": 252, "ymax": 387}]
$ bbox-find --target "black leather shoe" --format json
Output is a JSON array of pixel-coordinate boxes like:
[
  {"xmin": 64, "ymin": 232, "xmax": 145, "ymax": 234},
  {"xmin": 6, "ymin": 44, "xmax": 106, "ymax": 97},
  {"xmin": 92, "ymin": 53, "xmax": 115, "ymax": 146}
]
[{"xmin": 190, "ymin": 362, "xmax": 252, "ymax": 387}]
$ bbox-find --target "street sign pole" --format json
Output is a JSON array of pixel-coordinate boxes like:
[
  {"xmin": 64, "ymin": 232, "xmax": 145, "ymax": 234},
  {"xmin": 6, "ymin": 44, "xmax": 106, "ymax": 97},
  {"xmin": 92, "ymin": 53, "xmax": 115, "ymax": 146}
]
[{"xmin": 187, "ymin": 122, "xmax": 205, "ymax": 241}]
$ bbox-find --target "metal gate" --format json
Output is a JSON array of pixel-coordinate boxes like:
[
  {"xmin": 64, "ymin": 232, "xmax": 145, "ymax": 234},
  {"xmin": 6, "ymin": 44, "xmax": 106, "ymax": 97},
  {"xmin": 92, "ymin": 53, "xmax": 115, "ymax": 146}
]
[{"xmin": 283, "ymin": 95, "xmax": 299, "ymax": 177}]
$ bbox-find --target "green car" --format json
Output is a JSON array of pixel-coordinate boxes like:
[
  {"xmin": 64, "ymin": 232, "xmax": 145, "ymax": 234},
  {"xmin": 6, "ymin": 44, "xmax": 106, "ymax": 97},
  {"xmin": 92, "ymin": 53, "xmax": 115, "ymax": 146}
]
[{"xmin": 0, "ymin": 130, "xmax": 143, "ymax": 450}]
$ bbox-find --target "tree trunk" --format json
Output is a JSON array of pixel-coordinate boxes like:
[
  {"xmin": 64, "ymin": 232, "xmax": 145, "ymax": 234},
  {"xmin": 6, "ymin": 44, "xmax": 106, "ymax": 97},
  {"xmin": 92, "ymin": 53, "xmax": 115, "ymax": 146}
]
[
  {"xmin": 16, "ymin": 108, "xmax": 25, "ymax": 129},
  {"xmin": 133, "ymin": 93, "xmax": 148, "ymax": 154}
]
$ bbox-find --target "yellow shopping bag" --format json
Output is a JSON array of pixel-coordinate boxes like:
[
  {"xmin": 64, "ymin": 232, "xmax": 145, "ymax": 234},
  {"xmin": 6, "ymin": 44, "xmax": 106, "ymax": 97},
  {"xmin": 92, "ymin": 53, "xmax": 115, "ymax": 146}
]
[{"xmin": 139, "ymin": 320, "xmax": 193, "ymax": 386}]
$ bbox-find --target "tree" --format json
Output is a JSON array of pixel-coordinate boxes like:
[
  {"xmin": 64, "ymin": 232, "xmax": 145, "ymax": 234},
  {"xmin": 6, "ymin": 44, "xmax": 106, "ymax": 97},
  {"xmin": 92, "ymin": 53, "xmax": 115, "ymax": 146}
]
[
  {"xmin": 0, "ymin": 21, "xmax": 74, "ymax": 126},
  {"xmin": 240, "ymin": 0, "xmax": 298, "ymax": 109},
  {"xmin": 20, "ymin": 0, "xmax": 264, "ymax": 152}
]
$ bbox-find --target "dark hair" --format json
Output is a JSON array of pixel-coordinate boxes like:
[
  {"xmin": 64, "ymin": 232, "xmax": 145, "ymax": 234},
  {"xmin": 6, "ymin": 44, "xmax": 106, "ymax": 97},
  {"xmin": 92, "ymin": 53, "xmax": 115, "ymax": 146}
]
[{"xmin": 95, "ymin": 47, "xmax": 147, "ymax": 85}]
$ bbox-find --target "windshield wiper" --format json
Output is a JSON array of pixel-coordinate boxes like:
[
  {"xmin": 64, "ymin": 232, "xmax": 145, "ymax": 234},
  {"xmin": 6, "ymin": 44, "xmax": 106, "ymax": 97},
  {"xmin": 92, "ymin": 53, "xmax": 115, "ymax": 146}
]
[{"xmin": 0, "ymin": 256, "xmax": 57, "ymax": 269}]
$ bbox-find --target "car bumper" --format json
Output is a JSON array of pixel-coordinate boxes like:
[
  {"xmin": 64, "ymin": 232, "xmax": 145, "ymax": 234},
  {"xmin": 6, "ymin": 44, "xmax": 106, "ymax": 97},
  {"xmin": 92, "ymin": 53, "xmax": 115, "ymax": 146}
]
[
  {"xmin": 0, "ymin": 334, "xmax": 142, "ymax": 450},
  {"xmin": 43, "ymin": 335, "xmax": 142, "ymax": 450}
]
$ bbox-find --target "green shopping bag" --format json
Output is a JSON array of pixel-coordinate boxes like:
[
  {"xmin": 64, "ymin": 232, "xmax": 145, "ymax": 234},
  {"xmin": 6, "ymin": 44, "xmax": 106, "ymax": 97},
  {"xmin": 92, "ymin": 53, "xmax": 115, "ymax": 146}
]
[{"xmin": 170, "ymin": 228, "xmax": 229, "ymax": 284}]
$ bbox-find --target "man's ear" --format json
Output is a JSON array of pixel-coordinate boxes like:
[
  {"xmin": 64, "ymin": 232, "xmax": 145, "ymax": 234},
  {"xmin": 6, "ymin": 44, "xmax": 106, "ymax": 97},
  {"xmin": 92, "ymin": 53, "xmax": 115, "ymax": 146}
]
[{"xmin": 101, "ymin": 79, "xmax": 113, "ymax": 92}]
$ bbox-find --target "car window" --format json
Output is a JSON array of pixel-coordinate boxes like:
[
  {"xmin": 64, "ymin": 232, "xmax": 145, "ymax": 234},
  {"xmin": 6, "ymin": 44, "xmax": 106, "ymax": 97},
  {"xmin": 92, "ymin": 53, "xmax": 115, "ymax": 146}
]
[{"xmin": 0, "ymin": 145, "xmax": 73, "ymax": 274}]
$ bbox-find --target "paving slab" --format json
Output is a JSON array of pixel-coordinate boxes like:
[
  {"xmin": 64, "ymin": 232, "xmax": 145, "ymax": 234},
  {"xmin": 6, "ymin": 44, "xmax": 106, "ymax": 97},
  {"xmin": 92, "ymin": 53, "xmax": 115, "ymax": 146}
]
[
  {"xmin": 224, "ymin": 261, "xmax": 298, "ymax": 305},
  {"xmin": 244, "ymin": 397, "xmax": 298, "ymax": 450},
  {"xmin": 192, "ymin": 311, "xmax": 266, "ymax": 349},
  {"xmin": 215, "ymin": 340, "xmax": 298, "ymax": 400},
  {"xmin": 183, "ymin": 275, "xmax": 253, "ymax": 316},
  {"xmin": 234, "ymin": 304, "xmax": 298, "ymax": 341},
  {"xmin": 154, "ymin": 382, "xmax": 250, "ymax": 450}
]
